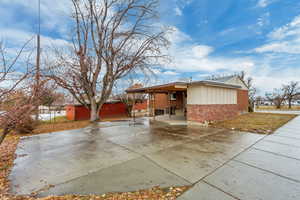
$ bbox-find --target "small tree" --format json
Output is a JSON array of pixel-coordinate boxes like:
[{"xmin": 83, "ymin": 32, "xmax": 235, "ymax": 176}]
[
  {"xmin": 0, "ymin": 39, "xmax": 37, "ymax": 144},
  {"xmin": 47, "ymin": 0, "xmax": 169, "ymax": 122},
  {"xmin": 283, "ymin": 81, "xmax": 300, "ymax": 109},
  {"xmin": 116, "ymin": 83, "xmax": 146, "ymax": 117},
  {"xmin": 265, "ymin": 88, "xmax": 286, "ymax": 109},
  {"xmin": 238, "ymin": 71, "xmax": 257, "ymax": 112}
]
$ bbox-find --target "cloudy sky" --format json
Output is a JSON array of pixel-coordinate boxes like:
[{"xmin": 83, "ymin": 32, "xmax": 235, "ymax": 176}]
[{"xmin": 1, "ymin": 0, "xmax": 300, "ymax": 94}]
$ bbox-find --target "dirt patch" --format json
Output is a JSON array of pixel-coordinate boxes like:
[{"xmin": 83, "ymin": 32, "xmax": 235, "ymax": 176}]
[{"xmin": 211, "ymin": 113, "xmax": 297, "ymax": 134}]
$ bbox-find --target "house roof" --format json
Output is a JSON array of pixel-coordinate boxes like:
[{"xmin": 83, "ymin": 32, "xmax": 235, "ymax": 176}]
[
  {"xmin": 126, "ymin": 82, "xmax": 187, "ymax": 93},
  {"xmin": 126, "ymin": 80, "xmax": 241, "ymax": 94},
  {"xmin": 209, "ymin": 75, "xmax": 236, "ymax": 83},
  {"xmin": 208, "ymin": 75, "xmax": 249, "ymax": 89}
]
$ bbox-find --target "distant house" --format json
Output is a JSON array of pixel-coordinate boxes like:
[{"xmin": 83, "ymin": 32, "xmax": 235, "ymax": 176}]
[{"xmin": 126, "ymin": 75, "xmax": 249, "ymax": 123}]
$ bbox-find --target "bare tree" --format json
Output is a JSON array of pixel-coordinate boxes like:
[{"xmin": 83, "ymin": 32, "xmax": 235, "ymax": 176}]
[
  {"xmin": 283, "ymin": 81, "xmax": 300, "ymax": 109},
  {"xmin": 0, "ymin": 39, "xmax": 38, "ymax": 145},
  {"xmin": 47, "ymin": 0, "xmax": 169, "ymax": 122},
  {"xmin": 115, "ymin": 82, "xmax": 146, "ymax": 117},
  {"xmin": 265, "ymin": 88, "xmax": 286, "ymax": 109},
  {"xmin": 0, "ymin": 40, "xmax": 32, "ymax": 102},
  {"xmin": 238, "ymin": 71, "xmax": 257, "ymax": 112}
]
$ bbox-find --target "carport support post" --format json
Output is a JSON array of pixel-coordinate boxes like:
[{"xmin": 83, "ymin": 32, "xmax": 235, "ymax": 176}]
[
  {"xmin": 153, "ymin": 93, "xmax": 156, "ymax": 120},
  {"xmin": 133, "ymin": 93, "xmax": 136, "ymax": 122},
  {"xmin": 168, "ymin": 92, "xmax": 171, "ymax": 119}
]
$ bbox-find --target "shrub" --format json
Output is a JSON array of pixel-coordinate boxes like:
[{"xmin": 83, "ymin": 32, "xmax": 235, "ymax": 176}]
[{"xmin": 15, "ymin": 116, "xmax": 36, "ymax": 134}]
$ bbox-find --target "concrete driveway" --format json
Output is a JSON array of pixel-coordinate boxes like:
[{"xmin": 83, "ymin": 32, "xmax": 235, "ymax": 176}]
[{"xmin": 9, "ymin": 117, "xmax": 300, "ymax": 199}]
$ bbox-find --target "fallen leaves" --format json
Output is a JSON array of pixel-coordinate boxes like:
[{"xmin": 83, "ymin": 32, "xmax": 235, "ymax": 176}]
[
  {"xmin": 0, "ymin": 134, "xmax": 19, "ymax": 195},
  {"xmin": 0, "ymin": 186, "xmax": 190, "ymax": 200}
]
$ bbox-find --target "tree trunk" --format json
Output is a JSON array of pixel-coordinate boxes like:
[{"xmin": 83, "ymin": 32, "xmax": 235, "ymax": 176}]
[
  {"xmin": 90, "ymin": 102, "xmax": 99, "ymax": 122},
  {"xmin": 0, "ymin": 128, "xmax": 9, "ymax": 145},
  {"xmin": 289, "ymin": 99, "xmax": 292, "ymax": 109}
]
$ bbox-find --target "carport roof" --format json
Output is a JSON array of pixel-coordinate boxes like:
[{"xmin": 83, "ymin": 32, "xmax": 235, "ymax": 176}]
[{"xmin": 126, "ymin": 80, "xmax": 241, "ymax": 93}]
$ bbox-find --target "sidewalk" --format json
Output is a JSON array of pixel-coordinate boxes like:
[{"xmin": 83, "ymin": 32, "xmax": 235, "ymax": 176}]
[
  {"xmin": 178, "ymin": 116, "xmax": 300, "ymax": 200},
  {"xmin": 255, "ymin": 110, "xmax": 300, "ymax": 115}
]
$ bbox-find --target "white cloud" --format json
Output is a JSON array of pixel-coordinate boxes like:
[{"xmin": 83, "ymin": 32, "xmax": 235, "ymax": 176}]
[
  {"xmin": 174, "ymin": 7, "xmax": 183, "ymax": 16},
  {"xmin": 253, "ymin": 67, "xmax": 300, "ymax": 94},
  {"xmin": 164, "ymin": 28, "xmax": 255, "ymax": 73},
  {"xmin": 0, "ymin": 0, "xmax": 71, "ymax": 37},
  {"xmin": 257, "ymin": 12, "xmax": 270, "ymax": 27},
  {"xmin": 257, "ymin": 0, "xmax": 273, "ymax": 8},
  {"xmin": 163, "ymin": 27, "xmax": 300, "ymax": 94},
  {"xmin": 255, "ymin": 15, "xmax": 300, "ymax": 54},
  {"xmin": 0, "ymin": 28, "xmax": 70, "ymax": 49},
  {"xmin": 163, "ymin": 71, "xmax": 178, "ymax": 76}
]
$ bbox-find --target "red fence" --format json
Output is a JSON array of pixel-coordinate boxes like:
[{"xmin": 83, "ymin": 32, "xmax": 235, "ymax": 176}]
[{"xmin": 66, "ymin": 102, "xmax": 127, "ymax": 121}]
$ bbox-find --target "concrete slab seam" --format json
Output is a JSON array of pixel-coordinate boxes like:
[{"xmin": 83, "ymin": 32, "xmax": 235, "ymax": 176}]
[
  {"xmin": 232, "ymin": 159, "xmax": 300, "ymax": 183},
  {"xmin": 252, "ymin": 147, "xmax": 300, "ymax": 162},
  {"xmin": 263, "ymin": 139, "xmax": 300, "ymax": 148},
  {"xmin": 142, "ymin": 155, "xmax": 193, "ymax": 185},
  {"xmin": 202, "ymin": 180, "xmax": 241, "ymax": 200}
]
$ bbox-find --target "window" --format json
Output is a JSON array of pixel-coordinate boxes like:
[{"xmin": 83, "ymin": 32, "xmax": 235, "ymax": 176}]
[{"xmin": 170, "ymin": 93, "xmax": 176, "ymax": 100}]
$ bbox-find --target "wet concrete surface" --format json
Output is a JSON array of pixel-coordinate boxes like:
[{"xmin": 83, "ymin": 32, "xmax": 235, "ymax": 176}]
[
  {"xmin": 40, "ymin": 157, "xmax": 190, "ymax": 196},
  {"xmin": 179, "ymin": 115, "xmax": 300, "ymax": 200},
  {"xmin": 235, "ymin": 148, "xmax": 300, "ymax": 182},
  {"xmin": 10, "ymin": 115, "xmax": 300, "ymax": 199},
  {"xmin": 178, "ymin": 182, "xmax": 236, "ymax": 200},
  {"xmin": 204, "ymin": 160, "xmax": 300, "ymax": 200},
  {"xmin": 9, "ymin": 117, "xmax": 265, "ymax": 196}
]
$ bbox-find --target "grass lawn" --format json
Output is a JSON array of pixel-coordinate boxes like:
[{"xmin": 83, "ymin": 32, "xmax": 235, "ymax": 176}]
[
  {"xmin": 212, "ymin": 113, "xmax": 297, "ymax": 134},
  {"xmin": 32, "ymin": 115, "xmax": 131, "ymax": 136},
  {"xmin": 32, "ymin": 116, "xmax": 90, "ymax": 136},
  {"xmin": 256, "ymin": 105, "xmax": 300, "ymax": 111}
]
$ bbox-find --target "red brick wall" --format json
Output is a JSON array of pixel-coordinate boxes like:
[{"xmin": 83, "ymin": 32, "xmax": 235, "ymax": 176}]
[
  {"xmin": 151, "ymin": 93, "xmax": 184, "ymax": 110},
  {"xmin": 187, "ymin": 104, "xmax": 239, "ymax": 123},
  {"xmin": 133, "ymin": 101, "xmax": 148, "ymax": 110},
  {"xmin": 66, "ymin": 102, "xmax": 127, "ymax": 121},
  {"xmin": 237, "ymin": 89, "xmax": 249, "ymax": 113}
]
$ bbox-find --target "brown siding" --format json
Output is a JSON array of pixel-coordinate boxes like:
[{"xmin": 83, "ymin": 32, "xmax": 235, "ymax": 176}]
[
  {"xmin": 237, "ymin": 89, "xmax": 249, "ymax": 113},
  {"xmin": 187, "ymin": 104, "xmax": 239, "ymax": 123},
  {"xmin": 66, "ymin": 102, "xmax": 127, "ymax": 121},
  {"xmin": 153, "ymin": 93, "xmax": 168, "ymax": 109}
]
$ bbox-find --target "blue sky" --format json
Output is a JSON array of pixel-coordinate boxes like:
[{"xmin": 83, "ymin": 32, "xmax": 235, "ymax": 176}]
[{"xmin": 1, "ymin": 0, "xmax": 300, "ymax": 94}]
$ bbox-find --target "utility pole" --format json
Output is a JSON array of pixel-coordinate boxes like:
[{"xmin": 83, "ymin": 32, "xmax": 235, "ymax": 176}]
[{"xmin": 35, "ymin": 0, "xmax": 41, "ymax": 121}]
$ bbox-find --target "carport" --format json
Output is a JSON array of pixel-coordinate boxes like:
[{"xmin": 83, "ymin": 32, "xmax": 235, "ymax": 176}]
[{"xmin": 126, "ymin": 82, "xmax": 188, "ymax": 121}]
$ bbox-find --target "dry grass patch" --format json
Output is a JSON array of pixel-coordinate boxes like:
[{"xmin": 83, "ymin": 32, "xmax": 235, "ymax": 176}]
[
  {"xmin": 31, "ymin": 117, "xmax": 90, "ymax": 136},
  {"xmin": 256, "ymin": 105, "xmax": 300, "ymax": 111},
  {"xmin": 212, "ymin": 113, "xmax": 297, "ymax": 134}
]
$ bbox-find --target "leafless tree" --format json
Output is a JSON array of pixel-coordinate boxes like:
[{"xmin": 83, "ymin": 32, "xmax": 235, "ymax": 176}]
[
  {"xmin": 0, "ymin": 40, "xmax": 32, "ymax": 102},
  {"xmin": 0, "ymin": 39, "xmax": 38, "ymax": 145},
  {"xmin": 46, "ymin": 0, "xmax": 169, "ymax": 122},
  {"xmin": 283, "ymin": 81, "xmax": 300, "ymax": 109},
  {"xmin": 238, "ymin": 71, "xmax": 257, "ymax": 111},
  {"xmin": 114, "ymin": 81, "xmax": 147, "ymax": 117},
  {"xmin": 265, "ymin": 88, "xmax": 286, "ymax": 109}
]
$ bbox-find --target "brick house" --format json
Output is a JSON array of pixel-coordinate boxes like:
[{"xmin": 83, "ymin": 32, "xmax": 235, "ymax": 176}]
[{"xmin": 126, "ymin": 75, "xmax": 248, "ymax": 123}]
